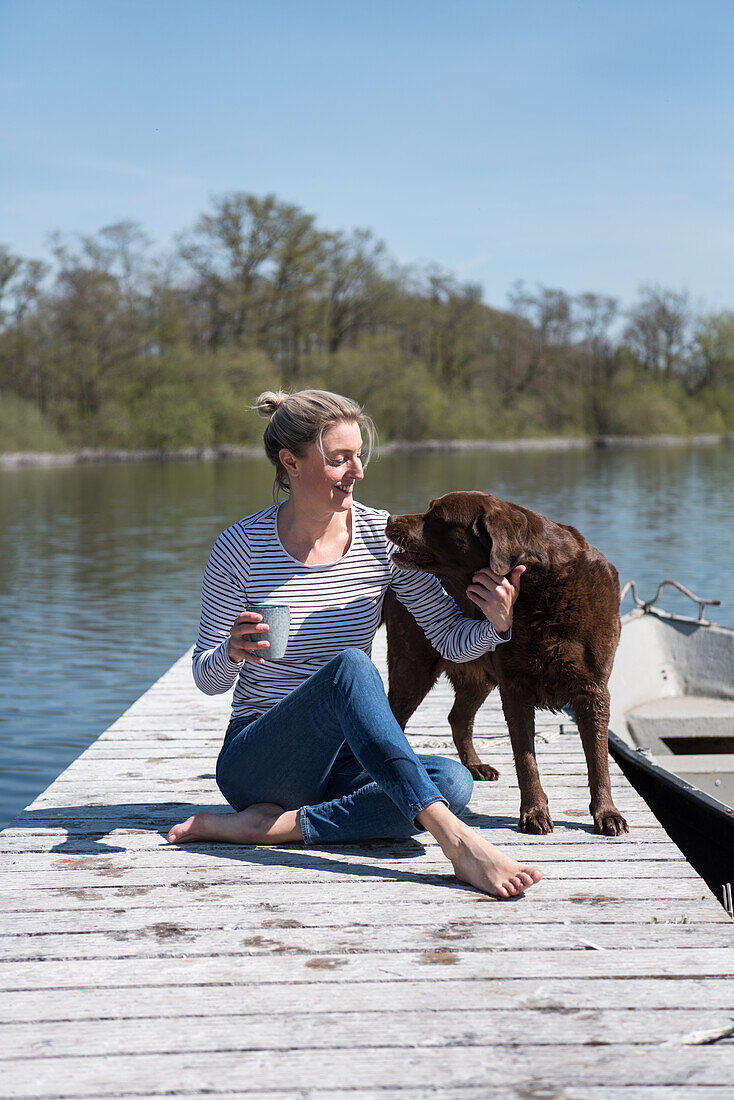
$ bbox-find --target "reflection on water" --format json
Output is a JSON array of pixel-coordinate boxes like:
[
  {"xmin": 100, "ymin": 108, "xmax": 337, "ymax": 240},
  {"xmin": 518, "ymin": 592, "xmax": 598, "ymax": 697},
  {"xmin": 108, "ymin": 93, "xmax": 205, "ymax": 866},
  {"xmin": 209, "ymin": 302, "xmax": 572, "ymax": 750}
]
[{"xmin": 1, "ymin": 444, "xmax": 732, "ymax": 828}]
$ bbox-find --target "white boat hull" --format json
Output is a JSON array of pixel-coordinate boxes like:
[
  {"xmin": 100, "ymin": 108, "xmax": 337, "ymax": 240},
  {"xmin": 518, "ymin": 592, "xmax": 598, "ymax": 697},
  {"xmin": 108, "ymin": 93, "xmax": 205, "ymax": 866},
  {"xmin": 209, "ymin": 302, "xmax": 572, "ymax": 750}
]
[{"xmin": 609, "ymin": 610, "xmax": 734, "ymax": 809}]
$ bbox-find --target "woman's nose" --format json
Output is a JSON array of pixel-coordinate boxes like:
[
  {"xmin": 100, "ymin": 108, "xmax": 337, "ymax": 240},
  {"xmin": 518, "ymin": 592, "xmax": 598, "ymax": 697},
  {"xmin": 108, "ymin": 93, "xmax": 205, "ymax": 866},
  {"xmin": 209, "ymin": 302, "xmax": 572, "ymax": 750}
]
[{"xmin": 351, "ymin": 456, "xmax": 364, "ymax": 479}]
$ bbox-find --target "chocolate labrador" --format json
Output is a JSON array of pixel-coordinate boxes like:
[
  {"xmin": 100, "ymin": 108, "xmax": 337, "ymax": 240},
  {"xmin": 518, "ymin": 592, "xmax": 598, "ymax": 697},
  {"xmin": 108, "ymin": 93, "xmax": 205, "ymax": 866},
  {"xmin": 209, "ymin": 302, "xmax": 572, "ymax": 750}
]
[{"xmin": 384, "ymin": 491, "xmax": 628, "ymax": 836}]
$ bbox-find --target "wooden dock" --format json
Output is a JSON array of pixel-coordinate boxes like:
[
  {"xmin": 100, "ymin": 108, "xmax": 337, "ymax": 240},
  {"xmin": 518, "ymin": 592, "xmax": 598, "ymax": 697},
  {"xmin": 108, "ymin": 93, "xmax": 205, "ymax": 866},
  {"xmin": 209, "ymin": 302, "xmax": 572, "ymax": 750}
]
[{"xmin": 2, "ymin": 630, "xmax": 733, "ymax": 1099}]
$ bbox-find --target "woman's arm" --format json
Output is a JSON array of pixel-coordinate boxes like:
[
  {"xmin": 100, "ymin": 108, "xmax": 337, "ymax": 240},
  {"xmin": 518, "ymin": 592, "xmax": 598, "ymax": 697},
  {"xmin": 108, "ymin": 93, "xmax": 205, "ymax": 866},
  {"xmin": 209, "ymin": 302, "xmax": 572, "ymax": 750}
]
[
  {"xmin": 192, "ymin": 532, "xmax": 257, "ymax": 694},
  {"xmin": 387, "ymin": 553, "xmax": 518, "ymax": 663}
]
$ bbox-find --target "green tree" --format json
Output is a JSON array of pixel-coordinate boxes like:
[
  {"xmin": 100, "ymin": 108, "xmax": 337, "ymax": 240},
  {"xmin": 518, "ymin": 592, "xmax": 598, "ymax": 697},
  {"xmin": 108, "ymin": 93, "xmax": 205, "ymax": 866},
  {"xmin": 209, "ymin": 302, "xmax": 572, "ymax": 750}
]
[
  {"xmin": 623, "ymin": 285, "xmax": 691, "ymax": 379},
  {"xmin": 321, "ymin": 228, "xmax": 393, "ymax": 353},
  {"xmin": 687, "ymin": 311, "xmax": 734, "ymax": 393},
  {"xmin": 44, "ymin": 224, "xmax": 153, "ymax": 421}
]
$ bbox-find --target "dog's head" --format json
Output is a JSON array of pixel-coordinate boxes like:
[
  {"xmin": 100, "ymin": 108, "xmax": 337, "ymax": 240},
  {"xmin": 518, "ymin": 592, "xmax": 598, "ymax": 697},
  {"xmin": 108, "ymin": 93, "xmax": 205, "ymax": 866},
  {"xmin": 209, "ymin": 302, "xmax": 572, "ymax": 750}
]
[{"xmin": 386, "ymin": 491, "xmax": 533, "ymax": 583}]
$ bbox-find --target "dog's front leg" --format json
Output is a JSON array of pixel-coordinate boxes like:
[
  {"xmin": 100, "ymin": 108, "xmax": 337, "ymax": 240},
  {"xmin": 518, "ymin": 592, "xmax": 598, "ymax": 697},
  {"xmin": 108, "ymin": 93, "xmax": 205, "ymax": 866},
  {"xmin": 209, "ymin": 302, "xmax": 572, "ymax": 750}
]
[
  {"xmin": 384, "ymin": 588, "xmax": 442, "ymax": 729},
  {"xmin": 573, "ymin": 687, "xmax": 629, "ymax": 836},
  {"xmin": 446, "ymin": 667, "xmax": 498, "ymax": 780},
  {"xmin": 500, "ymin": 685, "xmax": 553, "ymax": 834}
]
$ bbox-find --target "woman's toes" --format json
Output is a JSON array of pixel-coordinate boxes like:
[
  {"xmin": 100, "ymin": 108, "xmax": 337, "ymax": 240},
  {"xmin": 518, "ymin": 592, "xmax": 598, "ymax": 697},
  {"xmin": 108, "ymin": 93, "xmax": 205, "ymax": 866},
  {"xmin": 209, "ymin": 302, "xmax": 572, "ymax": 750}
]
[
  {"xmin": 167, "ymin": 819, "xmax": 185, "ymax": 842},
  {"xmin": 167, "ymin": 815, "xmax": 200, "ymax": 843}
]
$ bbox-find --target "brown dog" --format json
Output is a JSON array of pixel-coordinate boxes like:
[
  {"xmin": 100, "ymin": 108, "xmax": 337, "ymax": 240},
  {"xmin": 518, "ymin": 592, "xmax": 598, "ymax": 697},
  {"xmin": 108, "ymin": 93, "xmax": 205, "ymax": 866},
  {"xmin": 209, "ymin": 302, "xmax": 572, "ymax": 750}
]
[{"xmin": 384, "ymin": 491, "xmax": 628, "ymax": 836}]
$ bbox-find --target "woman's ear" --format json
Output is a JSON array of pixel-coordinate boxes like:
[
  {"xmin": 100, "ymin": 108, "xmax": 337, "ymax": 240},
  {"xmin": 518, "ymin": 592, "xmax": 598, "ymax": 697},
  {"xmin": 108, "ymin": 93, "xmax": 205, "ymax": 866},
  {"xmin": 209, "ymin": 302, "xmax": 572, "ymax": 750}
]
[{"xmin": 279, "ymin": 448, "xmax": 300, "ymax": 479}]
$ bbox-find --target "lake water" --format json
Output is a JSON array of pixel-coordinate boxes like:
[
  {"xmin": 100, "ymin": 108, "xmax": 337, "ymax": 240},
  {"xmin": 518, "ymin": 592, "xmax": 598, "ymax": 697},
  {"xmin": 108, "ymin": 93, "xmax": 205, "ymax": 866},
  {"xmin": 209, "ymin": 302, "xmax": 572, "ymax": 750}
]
[{"xmin": 1, "ymin": 443, "xmax": 732, "ymax": 829}]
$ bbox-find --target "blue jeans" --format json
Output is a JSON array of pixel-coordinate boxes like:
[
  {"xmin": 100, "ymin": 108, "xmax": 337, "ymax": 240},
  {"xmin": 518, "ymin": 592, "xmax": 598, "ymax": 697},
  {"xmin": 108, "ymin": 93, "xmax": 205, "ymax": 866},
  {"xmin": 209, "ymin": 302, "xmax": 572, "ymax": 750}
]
[{"xmin": 215, "ymin": 648, "xmax": 473, "ymax": 844}]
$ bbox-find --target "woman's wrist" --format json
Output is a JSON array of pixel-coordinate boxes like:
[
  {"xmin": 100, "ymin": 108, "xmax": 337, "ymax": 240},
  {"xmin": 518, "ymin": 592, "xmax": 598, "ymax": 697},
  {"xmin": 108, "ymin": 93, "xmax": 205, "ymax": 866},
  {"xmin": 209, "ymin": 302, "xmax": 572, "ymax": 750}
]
[
  {"xmin": 225, "ymin": 639, "xmax": 244, "ymax": 665},
  {"xmin": 485, "ymin": 611, "xmax": 512, "ymax": 635}
]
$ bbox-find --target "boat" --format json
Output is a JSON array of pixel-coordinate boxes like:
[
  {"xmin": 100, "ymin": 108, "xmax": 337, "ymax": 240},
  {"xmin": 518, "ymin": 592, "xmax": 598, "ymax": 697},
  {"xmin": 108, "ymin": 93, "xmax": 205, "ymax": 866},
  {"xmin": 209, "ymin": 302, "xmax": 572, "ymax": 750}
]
[{"xmin": 606, "ymin": 580, "xmax": 734, "ymax": 912}]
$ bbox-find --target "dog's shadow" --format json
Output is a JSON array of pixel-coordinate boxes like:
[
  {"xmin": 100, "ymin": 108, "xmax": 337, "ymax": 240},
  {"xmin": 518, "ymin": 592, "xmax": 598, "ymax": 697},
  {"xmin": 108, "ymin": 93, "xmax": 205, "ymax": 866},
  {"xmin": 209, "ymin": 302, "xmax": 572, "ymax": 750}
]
[{"xmin": 462, "ymin": 809, "xmax": 596, "ymax": 834}]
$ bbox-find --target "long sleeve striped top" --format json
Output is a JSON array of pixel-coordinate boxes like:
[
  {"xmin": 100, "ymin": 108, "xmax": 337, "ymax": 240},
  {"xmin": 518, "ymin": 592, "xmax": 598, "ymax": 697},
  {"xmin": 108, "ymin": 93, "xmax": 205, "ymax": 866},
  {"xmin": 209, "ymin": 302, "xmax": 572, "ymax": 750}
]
[{"xmin": 192, "ymin": 501, "xmax": 511, "ymax": 718}]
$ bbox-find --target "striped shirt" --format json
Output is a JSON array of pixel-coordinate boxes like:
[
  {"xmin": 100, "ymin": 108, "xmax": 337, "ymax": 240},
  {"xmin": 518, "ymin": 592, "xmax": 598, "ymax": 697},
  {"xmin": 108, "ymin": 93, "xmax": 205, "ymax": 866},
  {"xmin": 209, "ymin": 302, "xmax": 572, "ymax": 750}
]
[{"xmin": 192, "ymin": 501, "xmax": 510, "ymax": 718}]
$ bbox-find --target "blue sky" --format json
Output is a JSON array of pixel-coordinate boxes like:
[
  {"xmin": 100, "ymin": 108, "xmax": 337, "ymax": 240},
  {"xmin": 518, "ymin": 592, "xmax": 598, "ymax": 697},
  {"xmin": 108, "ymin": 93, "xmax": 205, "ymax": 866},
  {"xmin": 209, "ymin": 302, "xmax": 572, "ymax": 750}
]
[{"xmin": 2, "ymin": 0, "xmax": 733, "ymax": 313}]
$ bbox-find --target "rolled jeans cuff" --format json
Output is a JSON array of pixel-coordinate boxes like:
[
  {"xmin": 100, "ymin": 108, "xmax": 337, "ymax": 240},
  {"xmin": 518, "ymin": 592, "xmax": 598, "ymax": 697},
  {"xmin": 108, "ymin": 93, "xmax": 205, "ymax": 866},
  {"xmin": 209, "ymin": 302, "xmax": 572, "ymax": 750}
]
[
  {"xmin": 298, "ymin": 807, "xmax": 312, "ymax": 845},
  {"xmin": 299, "ymin": 793, "xmax": 449, "ymax": 846},
  {"xmin": 409, "ymin": 794, "xmax": 449, "ymax": 825}
]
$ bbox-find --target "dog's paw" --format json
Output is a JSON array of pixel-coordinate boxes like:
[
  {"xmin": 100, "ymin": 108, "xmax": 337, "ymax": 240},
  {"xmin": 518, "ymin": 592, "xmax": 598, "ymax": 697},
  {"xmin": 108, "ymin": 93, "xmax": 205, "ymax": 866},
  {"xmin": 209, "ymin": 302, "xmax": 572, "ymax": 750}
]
[
  {"xmin": 468, "ymin": 762, "xmax": 500, "ymax": 781},
  {"xmin": 519, "ymin": 806, "xmax": 554, "ymax": 834},
  {"xmin": 593, "ymin": 808, "xmax": 629, "ymax": 836}
]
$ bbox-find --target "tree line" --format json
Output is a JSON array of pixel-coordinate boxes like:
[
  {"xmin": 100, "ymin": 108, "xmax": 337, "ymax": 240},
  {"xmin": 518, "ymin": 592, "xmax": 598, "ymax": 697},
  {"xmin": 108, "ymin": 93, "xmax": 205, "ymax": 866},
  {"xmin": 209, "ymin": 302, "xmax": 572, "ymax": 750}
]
[{"xmin": 1, "ymin": 192, "xmax": 733, "ymax": 451}]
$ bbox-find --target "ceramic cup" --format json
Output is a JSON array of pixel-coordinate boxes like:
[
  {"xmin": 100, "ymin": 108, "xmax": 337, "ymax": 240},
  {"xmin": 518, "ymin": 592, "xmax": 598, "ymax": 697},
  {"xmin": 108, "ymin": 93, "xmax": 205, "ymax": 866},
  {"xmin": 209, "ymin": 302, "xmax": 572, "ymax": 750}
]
[{"xmin": 245, "ymin": 604, "xmax": 291, "ymax": 661}]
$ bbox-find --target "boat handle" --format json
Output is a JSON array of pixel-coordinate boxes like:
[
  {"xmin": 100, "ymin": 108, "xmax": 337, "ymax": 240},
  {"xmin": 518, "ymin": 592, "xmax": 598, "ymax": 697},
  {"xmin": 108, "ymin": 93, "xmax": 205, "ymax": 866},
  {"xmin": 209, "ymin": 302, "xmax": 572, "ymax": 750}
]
[{"xmin": 621, "ymin": 579, "xmax": 721, "ymax": 621}]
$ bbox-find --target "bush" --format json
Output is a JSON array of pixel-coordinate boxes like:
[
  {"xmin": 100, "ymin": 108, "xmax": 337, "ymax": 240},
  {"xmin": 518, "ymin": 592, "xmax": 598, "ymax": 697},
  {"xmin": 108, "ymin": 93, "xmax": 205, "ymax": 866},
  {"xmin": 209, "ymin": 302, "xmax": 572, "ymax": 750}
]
[
  {"xmin": 207, "ymin": 347, "xmax": 279, "ymax": 443},
  {"xmin": 696, "ymin": 387, "xmax": 734, "ymax": 432},
  {"xmin": 0, "ymin": 392, "xmax": 69, "ymax": 452},
  {"xmin": 63, "ymin": 346, "xmax": 281, "ymax": 449},
  {"xmin": 588, "ymin": 371, "xmax": 722, "ymax": 436},
  {"xmin": 320, "ymin": 334, "xmax": 448, "ymax": 440}
]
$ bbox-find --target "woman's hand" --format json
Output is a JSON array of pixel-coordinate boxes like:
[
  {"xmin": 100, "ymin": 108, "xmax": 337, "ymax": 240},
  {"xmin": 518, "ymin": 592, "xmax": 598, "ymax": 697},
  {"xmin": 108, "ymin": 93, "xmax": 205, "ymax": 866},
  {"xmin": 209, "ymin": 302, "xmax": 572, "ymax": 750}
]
[
  {"xmin": 228, "ymin": 611, "xmax": 270, "ymax": 664},
  {"xmin": 466, "ymin": 565, "xmax": 525, "ymax": 634}
]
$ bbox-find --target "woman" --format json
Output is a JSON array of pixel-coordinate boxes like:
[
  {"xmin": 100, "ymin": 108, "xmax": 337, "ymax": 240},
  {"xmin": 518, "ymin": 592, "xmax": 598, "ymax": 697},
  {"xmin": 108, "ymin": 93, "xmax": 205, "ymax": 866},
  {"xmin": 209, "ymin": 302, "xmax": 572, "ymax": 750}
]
[{"xmin": 168, "ymin": 390, "xmax": 542, "ymax": 898}]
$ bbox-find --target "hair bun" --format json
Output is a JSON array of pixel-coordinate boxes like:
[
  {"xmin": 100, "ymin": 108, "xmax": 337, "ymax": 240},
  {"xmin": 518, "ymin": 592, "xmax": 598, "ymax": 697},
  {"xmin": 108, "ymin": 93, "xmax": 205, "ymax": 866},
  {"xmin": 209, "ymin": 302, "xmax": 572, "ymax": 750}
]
[{"xmin": 255, "ymin": 390, "xmax": 287, "ymax": 420}]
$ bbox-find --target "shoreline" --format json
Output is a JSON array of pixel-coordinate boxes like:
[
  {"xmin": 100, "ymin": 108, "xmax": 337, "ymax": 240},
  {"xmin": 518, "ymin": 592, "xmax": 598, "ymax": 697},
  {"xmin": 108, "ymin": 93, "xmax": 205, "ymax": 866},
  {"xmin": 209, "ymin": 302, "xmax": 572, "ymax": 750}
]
[{"xmin": 1, "ymin": 432, "xmax": 733, "ymax": 469}]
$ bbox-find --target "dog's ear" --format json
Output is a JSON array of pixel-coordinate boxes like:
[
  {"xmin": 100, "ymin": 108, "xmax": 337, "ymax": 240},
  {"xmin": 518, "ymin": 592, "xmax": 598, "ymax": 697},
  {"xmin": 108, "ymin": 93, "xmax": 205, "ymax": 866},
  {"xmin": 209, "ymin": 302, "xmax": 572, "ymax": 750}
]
[{"xmin": 472, "ymin": 510, "xmax": 524, "ymax": 575}]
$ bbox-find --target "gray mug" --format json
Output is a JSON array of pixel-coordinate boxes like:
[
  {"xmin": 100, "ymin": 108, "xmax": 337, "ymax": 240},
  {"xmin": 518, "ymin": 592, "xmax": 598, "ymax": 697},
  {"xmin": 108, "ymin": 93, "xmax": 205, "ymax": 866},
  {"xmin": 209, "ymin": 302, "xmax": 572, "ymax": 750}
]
[{"xmin": 245, "ymin": 604, "xmax": 290, "ymax": 661}]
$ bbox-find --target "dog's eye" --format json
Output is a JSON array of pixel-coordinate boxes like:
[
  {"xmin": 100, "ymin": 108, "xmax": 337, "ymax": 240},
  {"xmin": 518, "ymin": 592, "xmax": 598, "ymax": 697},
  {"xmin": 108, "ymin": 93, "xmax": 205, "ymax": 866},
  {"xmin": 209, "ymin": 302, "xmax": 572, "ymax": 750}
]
[{"xmin": 426, "ymin": 512, "xmax": 454, "ymax": 535}]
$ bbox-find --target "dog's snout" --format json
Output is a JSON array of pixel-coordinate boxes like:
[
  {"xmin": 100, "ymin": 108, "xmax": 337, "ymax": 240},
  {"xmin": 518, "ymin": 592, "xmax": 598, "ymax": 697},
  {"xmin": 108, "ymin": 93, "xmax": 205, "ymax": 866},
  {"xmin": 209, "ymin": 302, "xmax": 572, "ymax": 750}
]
[{"xmin": 386, "ymin": 513, "xmax": 409, "ymax": 534}]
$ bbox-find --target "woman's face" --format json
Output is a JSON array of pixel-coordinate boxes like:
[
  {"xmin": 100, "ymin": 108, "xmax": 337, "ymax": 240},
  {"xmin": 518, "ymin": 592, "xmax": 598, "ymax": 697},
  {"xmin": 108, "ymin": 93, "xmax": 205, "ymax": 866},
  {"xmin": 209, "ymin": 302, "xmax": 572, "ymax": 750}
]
[{"xmin": 284, "ymin": 420, "xmax": 365, "ymax": 513}]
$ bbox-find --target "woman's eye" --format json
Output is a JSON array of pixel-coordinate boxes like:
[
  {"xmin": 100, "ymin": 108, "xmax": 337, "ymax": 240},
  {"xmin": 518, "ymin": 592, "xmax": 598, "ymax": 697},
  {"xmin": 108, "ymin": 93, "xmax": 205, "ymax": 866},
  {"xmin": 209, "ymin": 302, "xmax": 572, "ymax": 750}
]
[{"xmin": 328, "ymin": 453, "xmax": 362, "ymax": 466}]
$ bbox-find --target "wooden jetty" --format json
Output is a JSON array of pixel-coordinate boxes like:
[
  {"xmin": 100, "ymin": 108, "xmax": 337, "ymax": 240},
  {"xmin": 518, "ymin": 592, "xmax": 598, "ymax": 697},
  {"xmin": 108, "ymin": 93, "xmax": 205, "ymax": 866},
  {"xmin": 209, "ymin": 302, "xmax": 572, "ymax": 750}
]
[{"xmin": 2, "ymin": 630, "xmax": 733, "ymax": 1098}]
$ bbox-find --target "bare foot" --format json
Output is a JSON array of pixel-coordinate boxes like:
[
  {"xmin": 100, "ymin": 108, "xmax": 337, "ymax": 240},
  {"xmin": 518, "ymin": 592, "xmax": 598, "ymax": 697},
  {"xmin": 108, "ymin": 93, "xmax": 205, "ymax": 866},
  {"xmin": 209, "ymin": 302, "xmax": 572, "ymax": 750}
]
[
  {"xmin": 441, "ymin": 823, "xmax": 543, "ymax": 899},
  {"xmin": 416, "ymin": 801, "xmax": 542, "ymax": 898},
  {"xmin": 167, "ymin": 803, "xmax": 301, "ymax": 845},
  {"xmin": 426, "ymin": 822, "xmax": 543, "ymax": 897}
]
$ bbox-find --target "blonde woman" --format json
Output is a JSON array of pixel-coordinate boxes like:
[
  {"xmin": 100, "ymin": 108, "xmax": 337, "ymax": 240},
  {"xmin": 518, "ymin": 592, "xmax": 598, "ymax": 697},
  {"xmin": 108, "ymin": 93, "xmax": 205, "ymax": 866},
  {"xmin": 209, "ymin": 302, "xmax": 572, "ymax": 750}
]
[{"xmin": 168, "ymin": 390, "xmax": 542, "ymax": 898}]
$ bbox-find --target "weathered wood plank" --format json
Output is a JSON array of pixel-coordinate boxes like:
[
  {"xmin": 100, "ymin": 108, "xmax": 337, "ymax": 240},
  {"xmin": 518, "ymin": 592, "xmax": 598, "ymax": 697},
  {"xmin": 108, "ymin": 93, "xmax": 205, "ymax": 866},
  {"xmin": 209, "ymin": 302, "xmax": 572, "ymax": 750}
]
[
  {"xmin": 3, "ymin": 949, "xmax": 733, "ymax": 991},
  {"xmin": 0, "ymin": 899, "xmax": 725, "ymax": 935},
  {"xmin": 0, "ymin": 880, "xmax": 718, "ymax": 914},
  {"xmin": 5, "ymin": 977, "xmax": 734, "ymax": 1023},
  {"xmin": 1, "ymin": 921, "xmax": 731, "ymax": 962},
  {"xmin": 9, "ymin": 1092, "xmax": 728, "ymax": 1100},
  {"xmin": 3, "ymin": 1008, "xmax": 733, "ymax": 1058},
  {"xmin": 3, "ymin": 1045, "xmax": 734, "ymax": 1097},
  {"xmin": 6, "ymin": 1091, "xmax": 727, "ymax": 1100}
]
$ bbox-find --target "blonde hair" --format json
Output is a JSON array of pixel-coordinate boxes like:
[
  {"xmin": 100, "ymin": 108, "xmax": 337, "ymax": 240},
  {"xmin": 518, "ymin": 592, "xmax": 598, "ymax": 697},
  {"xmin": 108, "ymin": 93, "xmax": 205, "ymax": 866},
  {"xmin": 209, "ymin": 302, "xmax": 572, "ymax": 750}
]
[{"xmin": 255, "ymin": 389, "xmax": 377, "ymax": 501}]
